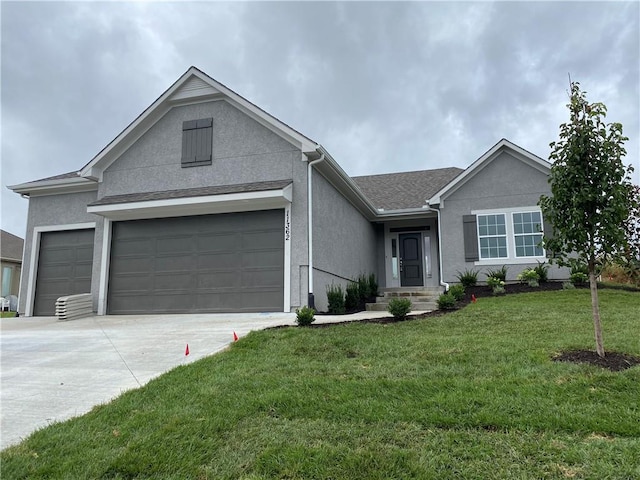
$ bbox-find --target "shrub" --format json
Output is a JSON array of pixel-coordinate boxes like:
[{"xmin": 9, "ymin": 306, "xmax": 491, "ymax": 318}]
[
  {"xmin": 562, "ymin": 281, "xmax": 576, "ymax": 290},
  {"xmin": 345, "ymin": 282, "xmax": 360, "ymax": 311},
  {"xmin": 517, "ymin": 268, "xmax": 540, "ymax": 287},
  {"xmin": 486, "ymin": 265, "xmax": 508, "ymax": 282},
  {"xmin": 487, "ymin": 276, "xmax": 506, "ymax": 295},
  {"xmin": 368, "ymin": 273, "xmax": 379, "ymax": 297},
  {"xmin": 295, "ymin": 306, "xmax": 315, "ymax": 326},
  {"xmin": 534, "ymin": 261, "xmax": 550, "ymax": 283},
  {"xmin": 357, "ymin": 274, "xmax": 371, "ymax": 302},
  {"xmin": 387, "ymin": 298, "xmax": 412, "ymax": 319},
  {"xmin": 326, "ymin": 283, "xmax": 345, "ymax": 314},
  {"xmin": 448, "ymin": 284, "xmax": 465, "ymax": 302},
  {"xmin": 570, "ymin": 260, "xmax": 589, "ymax": 276},
  {"xmin": 437, "ymin": 293, "xmax": 457, "ymax": 310},
  {"xmin": 570, "ymin": 272, "xmax": 589, "ymax": 286},
  {"xmin": 456, "ymin": 269, "xmax": 479, "ymax": 287}
]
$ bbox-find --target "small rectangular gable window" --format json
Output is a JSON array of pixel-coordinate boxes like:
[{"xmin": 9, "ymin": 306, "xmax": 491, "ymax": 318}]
[{"xmin": 182, "ymin": 118, "xmax": 212, "ymax": 167}]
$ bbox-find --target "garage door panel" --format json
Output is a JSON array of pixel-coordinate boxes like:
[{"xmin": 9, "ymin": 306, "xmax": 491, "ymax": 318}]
[
  {"xmin": 34, "ymin": 229, "xmax": 95, "ymax": 316},
  {"xmin": 155, "ymin": 255, "xmax": 194, "ymax": 272},
  {"xmin": 116, "ymin": 238, "xmax": 152, "ymax": 256},
  {"xmin": 108, "ymin": 210, "xmax": 284, "ymax": 314},
  {"xmin": 242, "ymin": 270, "xmax": 283, "ymax": 287},
  {"xmin": 198, "ymin": 253, "xmax": 238, "ymax": 269},
  {"xmin": 242, "ymin": 250, "xmax": 282, "ymax": 268},
  {"xmin": 109, "ymin": 274, "xmax": 151, "ymax": 293},
  {"xmin": 154, "ymin": 272, "xmax": 194, "ymax": 291},
  {"xmin": 242, "ymin": 230, "xmax": 281, "ymax": 247},
  {"xmin": 76, "ymin": 246, "xmax": 95, "ymax": 262},
  {"xmin": 110, "ymin": 257, "xmax": 154, "ymax": 274},
  {"xmin": 156, "ymin": 237, "xmax": 192, "ymax": 254},
  {"xmin": 196, "ymin": 233, "xmax": 237, "ymax": 252},
  {"xmin": 197, "ymin": 271, "xmax": 239, "ymax": 289}
]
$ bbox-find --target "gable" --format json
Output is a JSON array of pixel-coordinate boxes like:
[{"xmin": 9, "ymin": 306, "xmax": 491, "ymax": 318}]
[
  {"xmin": 101, "ymin": 100, "xmax": 302, "ymax": 197},
  {"xmin": 443, "ymin": 150, "xmax": 550, "ymax": 208},
  {"xmin": 429, "ymin": 140, "xmax": 551, "ymax": 207},
  {"xmin": 80, "ymin": 67, "xmax": 318, "ymax": 181}
]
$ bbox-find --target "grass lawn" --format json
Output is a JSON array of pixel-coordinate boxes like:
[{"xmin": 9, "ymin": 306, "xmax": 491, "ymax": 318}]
[
  {"xmin": 2, "ymin": 289, "xmax": 639, "ymax": 479},
  {"xmin": 1, "ymin": 311, "xmax": 17, "ymax": 318}
]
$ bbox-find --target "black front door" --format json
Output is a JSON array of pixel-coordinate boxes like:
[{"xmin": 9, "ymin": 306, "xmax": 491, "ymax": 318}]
[{"xmin": 399, "ymin": 233, "xmax": 423, "ymax": 287}]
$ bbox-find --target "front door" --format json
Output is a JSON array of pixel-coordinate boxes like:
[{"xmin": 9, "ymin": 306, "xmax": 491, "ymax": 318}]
[{"xmin": 399, "ymin": 233, "xmax": 423, "ymax": 287}]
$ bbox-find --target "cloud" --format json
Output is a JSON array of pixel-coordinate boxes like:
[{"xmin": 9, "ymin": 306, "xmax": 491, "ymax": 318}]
[{"xmin": 1, "ymin": 1, "xmax": 638, "ymax": 238}]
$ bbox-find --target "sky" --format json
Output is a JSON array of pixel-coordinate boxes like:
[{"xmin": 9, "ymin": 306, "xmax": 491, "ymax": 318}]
[{"xmin": 1, "ymin": 1, "xmax": 639, "ymax": 238}]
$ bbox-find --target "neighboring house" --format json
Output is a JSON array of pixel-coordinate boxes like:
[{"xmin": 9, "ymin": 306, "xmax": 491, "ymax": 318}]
[
  {"xmin": 1, "ymin": 230, "xmax": 24, "ymax": 302},
  {"xmin": 8, "ymin": 67, "xmax": 566, "ymax": 317}
]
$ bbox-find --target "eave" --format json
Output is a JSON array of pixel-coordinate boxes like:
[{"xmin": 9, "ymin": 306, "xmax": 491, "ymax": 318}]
[{"xmin": 7, "ymin": 177, "xmax": 98, "ymax": 197}]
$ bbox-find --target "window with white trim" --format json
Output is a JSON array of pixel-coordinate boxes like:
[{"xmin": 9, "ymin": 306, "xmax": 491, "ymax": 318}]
[
  {"xmin": 478, "ymin": 214, "xmax": 507, "ymax": 259},
  {"xmin": 513, "ymin": 211, "xmax": 544, "ymax": 257},
  {"xmin": 465, "ymin": 207, "xmax": 546, "ymax": 263}
]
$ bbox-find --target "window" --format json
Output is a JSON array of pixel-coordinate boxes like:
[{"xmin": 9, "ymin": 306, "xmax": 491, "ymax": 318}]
[
  {"xmin": 181, "ymin": 118, "xmax": 212, "ymax": 167},
  {"xmin": 513, "ymin": 211, "xmax": 544, "ymax": 257},
  {"xmin": 1, "ymin": 266, "xmax": 12, "ymax": 297},
  {"xmin": 463, "ymin": 208, "xmax": 546, "ymax": 263},
  {"xmin": 478, "ymin": 214, "xmax": 507, "ymax": 259}
]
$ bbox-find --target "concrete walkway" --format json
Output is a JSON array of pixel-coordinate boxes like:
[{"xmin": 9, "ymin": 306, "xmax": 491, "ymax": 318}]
[{"xmin": 0, "ymin": 309, "xmax": 415, "ymax": 450}]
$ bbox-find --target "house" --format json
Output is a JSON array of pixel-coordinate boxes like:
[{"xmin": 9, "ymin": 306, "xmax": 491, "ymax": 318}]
[
  {"xmin": 9, "ymin": 67, "xmax": 566, "ymax": 317},
  {"xmin": 1, "ymin": 230, "xmax": 24, "ymax": 305}
]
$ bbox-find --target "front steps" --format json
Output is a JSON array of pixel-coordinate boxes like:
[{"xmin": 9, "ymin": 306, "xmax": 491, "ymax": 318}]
[{"xmin": 365, "ymin": 287, "xmax": 443, "ymax": 312}]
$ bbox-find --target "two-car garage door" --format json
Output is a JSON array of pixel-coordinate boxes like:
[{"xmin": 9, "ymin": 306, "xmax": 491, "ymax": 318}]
[{"xmin": 107, "ymin": 210, "xmax": 284, "ymax": 314}]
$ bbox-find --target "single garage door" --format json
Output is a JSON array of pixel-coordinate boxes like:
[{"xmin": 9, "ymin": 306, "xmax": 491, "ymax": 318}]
[
  {"xmin": 108, "ymin": 210, "xmax": 284, "ymax": 314},
  {"xmin": 33, "ymin": 229, "xmax": 95, "ymax": 316}
]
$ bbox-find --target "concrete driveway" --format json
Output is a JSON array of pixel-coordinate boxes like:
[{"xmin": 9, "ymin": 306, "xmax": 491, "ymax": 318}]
[{"xmin": 0, "ymin": 310, "xmax": 395, "ymax": 450}]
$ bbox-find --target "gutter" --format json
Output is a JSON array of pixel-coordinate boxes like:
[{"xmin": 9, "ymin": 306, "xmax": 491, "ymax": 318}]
[
  {"xmin": 427, "ymin": 205, "xmax": 449, "ymax": 292},
  {"xmin": 307, "ymin": 150, "xmax": 325, "ymax": 309}
]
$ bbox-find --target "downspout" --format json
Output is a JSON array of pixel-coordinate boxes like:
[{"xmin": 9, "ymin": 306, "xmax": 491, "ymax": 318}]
[
  {"xmin": 427, "ymin": 206, "xmax": 449, "ymax": 292},
  {"xmin": 307, "ymin": 152, "xmax": 325, "ymax": 309}
]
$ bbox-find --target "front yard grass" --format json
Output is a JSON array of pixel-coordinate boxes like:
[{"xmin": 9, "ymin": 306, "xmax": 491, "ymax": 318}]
[{"xmin": 2, "ymin": 289, "xmax": 639, "ymax": 479}]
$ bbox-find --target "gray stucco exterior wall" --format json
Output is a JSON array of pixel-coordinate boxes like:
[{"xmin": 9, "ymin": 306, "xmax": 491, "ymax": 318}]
[
  {"xmin": 101, "ymin": 101, "xmax": 301, "ymax": 197},
  {"xmin": 18, "ymin": 190, "xmax": 102, "ymax": 314},
  {"xmin": 439, "ymin": 151, "xmax": 568, "ymax": 283},
  {"xmin": 311, "ymin": 171, "xmax": 378, "ymax": 311}
]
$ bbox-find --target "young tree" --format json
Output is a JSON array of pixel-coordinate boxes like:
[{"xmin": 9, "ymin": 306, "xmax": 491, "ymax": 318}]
[{"xmin": 539, "ymin": 81, "xmax": 635, "ymax": 358}]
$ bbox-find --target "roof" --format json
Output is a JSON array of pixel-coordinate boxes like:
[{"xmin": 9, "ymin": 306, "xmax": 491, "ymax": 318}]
[
  {"xmin": 1, "ymin": 230, "xmax": 24, "ymax": 263},
  {"xmin": 28, "ymin": 171, "xmax": 80, "ymax": 182},
  {"xmin": 87, "ymin": 180, "xmax": 293, "ymax": 206},
  {"xmin": 352, "ymin": 167, "xmax": 464, "ymax": 211}
]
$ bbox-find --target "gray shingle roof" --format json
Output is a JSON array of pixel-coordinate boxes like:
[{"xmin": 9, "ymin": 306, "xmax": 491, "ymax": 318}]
[
  {"xmin": 29, "ymin": 171, "xmax": 81, "ymax": 183},
  {"xmin": 352, "ymin": 167, "xmax": 464, "ymax": 211},
  {"xmin": 88, "ymin": 180, "xmax": 293, "ymax": 206},
  {"xmin": 1, "ymin": 230, "xmax": 24, "ymax": 262}
]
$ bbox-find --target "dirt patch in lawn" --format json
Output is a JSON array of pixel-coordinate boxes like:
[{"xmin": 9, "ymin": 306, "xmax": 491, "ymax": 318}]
[{"xmin": 553, "ymin": 350, "xmax": 640, "ymax": 372}]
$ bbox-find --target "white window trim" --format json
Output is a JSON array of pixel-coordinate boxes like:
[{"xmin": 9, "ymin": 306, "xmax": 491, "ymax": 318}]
[
  {"xmin": 477, "ymin": 213, "xmax": 509, "ymax": 260},
  {"xmin": 472, "ymin": 207, "xmax": 545, "ymax": 265}
]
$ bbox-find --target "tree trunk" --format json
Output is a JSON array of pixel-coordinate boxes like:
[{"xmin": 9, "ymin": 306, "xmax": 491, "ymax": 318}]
[{"xmin": 589, "ymin": 267, "xmax": 605, "ymax": 358}]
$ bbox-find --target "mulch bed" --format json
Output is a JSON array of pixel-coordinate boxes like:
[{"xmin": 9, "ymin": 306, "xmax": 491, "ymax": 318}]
[{"xmin": 553, "ymin": 350, "xmax": 640, "ymax": 372}]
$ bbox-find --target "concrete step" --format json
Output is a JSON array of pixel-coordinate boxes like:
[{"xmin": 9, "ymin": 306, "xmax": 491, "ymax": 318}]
[
  {"xmin": 382, "ymin": 294, "xmax": 439, "ymax": 302},
  {"xmin": 365, "ymin": 301, "xmax": 438, "ymax": 312},
  {"xmin": 382, "ymin": 287, "xmax": 443, "ymax": 294}
]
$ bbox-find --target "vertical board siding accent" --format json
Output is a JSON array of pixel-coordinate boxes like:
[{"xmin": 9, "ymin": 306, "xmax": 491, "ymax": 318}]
[
  {"xmin": 182, "ymin": 118, "xmax": 212, "ymax": 166},
  {"xmin": 463, "ymin": 214, "xmax": 479, "ymax": 262}
]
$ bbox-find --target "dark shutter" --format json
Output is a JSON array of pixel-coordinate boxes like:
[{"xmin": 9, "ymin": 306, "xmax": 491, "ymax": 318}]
[
  {"xmin": 182, "ymin": 118, "xmax": 212, "ymax": 167},
  {"xmin": 463, "ymin": 215, "xmax": 479, "ymax": 262},
  {"xmin": 543, "ymin": 216, "xmax": 555, "ymax": 258}
]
